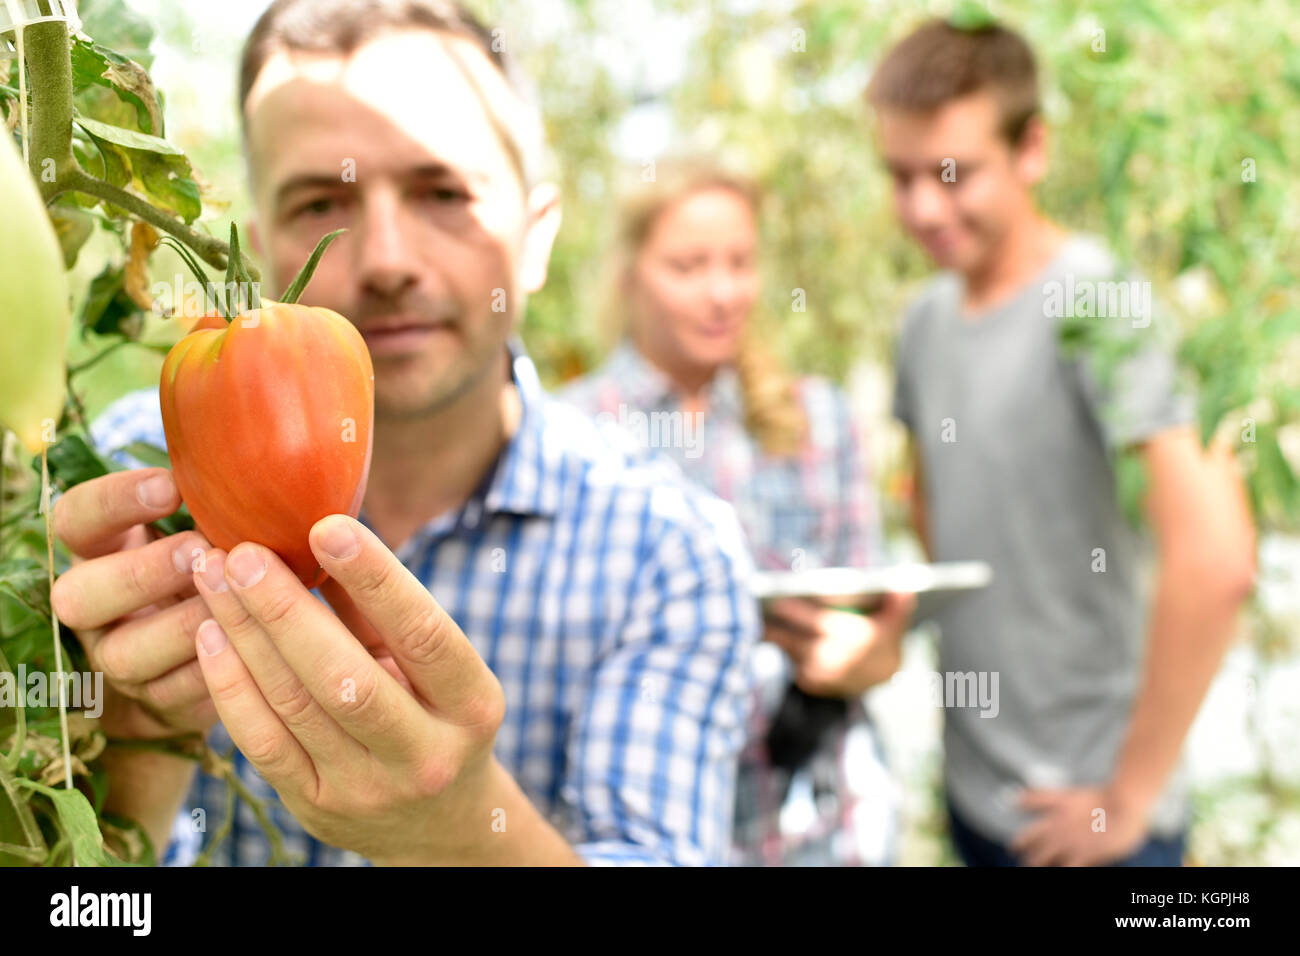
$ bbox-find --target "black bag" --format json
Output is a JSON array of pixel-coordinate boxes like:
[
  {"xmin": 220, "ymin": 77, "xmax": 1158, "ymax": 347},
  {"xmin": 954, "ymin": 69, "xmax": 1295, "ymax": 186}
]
[{"xmin": 763, "ymin": 680, "xmax": 849, "ymax": 774}]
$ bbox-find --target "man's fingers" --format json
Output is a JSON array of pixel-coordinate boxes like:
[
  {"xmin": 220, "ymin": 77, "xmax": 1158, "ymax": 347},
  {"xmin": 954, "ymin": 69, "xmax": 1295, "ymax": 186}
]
[
  {"xmin": 194, "ymin": 548, "xmax": 365, "ymax": 770},
  {"xmin": 51, "ymin": 530, "xmax": 210, "ymax": 631},
  {"xmin": 135, "ymin": 657, "xmax": 214, "ymax": 722},
  {"xmin": 194, "ymin": 618, "xmax": 318, "ymax": 798},
  {"xmin": 53, "ymin": 469, "xmax": 181, "ymax": 560},
  {"xmin": 92, "ymin": 594, "xmax": 210, "ymax": 687},
  {"xmin": 310, "ymin": 515, "xmax": 503, "ymax": 730},
  {"xmin": 319, "ymin": 575, "xmax": 389, "ymax": 658}
]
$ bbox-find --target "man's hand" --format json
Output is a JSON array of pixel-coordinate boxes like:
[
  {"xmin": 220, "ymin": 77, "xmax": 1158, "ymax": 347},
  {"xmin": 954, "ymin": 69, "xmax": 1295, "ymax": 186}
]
[
  {"xmin": 50, "ymin": 469, "xmax": 217, "ymax": 739},
  {"xmin": 763, "ymin": 592, "xmax": 915, "ymax": 697},
  {"xmin": 1010, "ymin": 786, "xmax": 1148, "ymax": 867},
  {"xmin": 189, "ymin": 513, "xmax": 570, "ymax": 866}
]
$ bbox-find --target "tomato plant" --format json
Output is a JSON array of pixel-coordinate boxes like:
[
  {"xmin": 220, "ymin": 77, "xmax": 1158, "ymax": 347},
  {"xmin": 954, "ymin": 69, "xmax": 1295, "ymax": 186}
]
[{"xmin": 0, "ymin": 1, "xmax": 338, "ymax": 865}]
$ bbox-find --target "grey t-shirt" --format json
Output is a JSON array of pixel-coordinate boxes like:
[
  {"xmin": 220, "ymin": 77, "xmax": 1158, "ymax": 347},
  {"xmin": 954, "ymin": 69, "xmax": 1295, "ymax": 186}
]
[{"xmin": 892, "ymin": 233, "xmax": 1197, "ymax": 844}]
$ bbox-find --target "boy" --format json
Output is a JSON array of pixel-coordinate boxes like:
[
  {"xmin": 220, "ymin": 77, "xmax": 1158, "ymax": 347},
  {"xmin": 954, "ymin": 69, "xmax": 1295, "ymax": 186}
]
[{"xmin": 868, "ymin": 18, "xmax": 1255, "ymax": 866}]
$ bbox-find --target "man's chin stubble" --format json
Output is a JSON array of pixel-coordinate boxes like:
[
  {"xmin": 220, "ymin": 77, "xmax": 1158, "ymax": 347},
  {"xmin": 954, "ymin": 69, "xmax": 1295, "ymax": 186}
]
[{"xmin": 373, "ymin": 351, "xmax": 503, "ymax": 424}]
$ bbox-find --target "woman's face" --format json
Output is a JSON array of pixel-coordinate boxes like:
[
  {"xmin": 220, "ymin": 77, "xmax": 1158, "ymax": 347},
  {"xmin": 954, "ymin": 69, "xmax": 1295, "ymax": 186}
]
[{"xmin": 629, "ymin": 186, "xmax": 759, "ymax": 378}]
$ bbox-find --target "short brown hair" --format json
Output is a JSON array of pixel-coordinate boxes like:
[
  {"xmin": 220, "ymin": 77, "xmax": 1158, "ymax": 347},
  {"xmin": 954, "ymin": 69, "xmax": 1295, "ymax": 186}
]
[
  {"xmin": 239, "ymin": 0, "xmax": 546, "ymax": 185},
  {"xmin": 865, "ymin": 18, "xmax": 1039, "ymax": 144}
]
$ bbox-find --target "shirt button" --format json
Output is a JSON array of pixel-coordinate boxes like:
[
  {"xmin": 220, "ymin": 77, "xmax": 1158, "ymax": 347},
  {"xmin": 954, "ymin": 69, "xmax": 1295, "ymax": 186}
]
[{"xmin": 463, "ymin": 503, "xmax": 481, "ymax": 529}]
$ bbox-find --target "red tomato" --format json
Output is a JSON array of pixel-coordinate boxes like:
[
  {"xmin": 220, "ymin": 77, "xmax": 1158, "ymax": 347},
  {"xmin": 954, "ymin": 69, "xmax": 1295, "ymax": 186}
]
[{"xmin": 160, "ymin": 303, "xmax": 374, "ymax": 587}]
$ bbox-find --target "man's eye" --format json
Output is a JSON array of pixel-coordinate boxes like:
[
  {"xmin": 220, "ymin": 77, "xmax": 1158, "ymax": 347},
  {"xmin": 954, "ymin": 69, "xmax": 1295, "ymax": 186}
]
[
  {"xmin": 417, "ymin": 185, "xmax": 470, "ymax": 203},
  {"xmin": 297, "ymin": 197, "xmax": 337, "ymax": 217}
]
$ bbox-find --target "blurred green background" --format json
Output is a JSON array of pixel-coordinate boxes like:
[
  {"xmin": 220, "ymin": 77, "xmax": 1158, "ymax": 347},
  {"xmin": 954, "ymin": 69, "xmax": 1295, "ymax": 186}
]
[{"xmin": 60, "ymin": 0, "xmax": 1300, "ymax": 865}]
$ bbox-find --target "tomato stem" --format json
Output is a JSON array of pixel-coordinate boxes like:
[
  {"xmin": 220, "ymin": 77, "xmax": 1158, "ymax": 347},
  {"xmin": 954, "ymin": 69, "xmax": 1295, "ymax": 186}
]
[{"xmin": 280, "ymin": 229, "xmax": 347, "ymax": 305}]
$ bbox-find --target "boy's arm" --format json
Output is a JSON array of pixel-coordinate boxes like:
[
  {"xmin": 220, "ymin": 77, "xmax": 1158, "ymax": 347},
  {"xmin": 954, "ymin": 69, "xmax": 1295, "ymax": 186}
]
[
  {"xmin": 1109, "ymin": 427, "xmax": 1255, "ymax": 814},
  {"xmin": 1015, "ymin": 427, "xmax": 1255, "ymax": 865},
  {"xmin": 905, "ymin": 438, "xmax": 933, "ymax": 561}
]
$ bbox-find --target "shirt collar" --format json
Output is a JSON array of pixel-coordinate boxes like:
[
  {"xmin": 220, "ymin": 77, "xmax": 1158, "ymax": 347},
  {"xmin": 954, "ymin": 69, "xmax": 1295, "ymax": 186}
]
[
  {"xmin": 480, "ymin": 336, "xmax": 562, "ymax": 519},
  {"xmin": 605, "ymin": 339, "xmax": 744, "ymax": 421},
  {"xmin": 359, "ymin": 338, "xmax": 559, "ymax": 558}
]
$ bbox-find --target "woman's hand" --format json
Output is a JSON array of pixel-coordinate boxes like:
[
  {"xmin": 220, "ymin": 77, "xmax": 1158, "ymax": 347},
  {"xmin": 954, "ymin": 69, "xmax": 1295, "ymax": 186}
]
[{"xmin": 763, "ymin": 592, "xmax": 915, "ymax": 697}]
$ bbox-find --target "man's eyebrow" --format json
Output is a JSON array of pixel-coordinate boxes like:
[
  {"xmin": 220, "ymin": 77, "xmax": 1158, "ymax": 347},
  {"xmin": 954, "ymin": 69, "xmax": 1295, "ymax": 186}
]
[
  {"xmin": 274, "ymin": 163, "xmax": 485, "ymax": 206},
  {"xmin": 274, "ymin": 173, "xmax": 352, "ymax": 207}
]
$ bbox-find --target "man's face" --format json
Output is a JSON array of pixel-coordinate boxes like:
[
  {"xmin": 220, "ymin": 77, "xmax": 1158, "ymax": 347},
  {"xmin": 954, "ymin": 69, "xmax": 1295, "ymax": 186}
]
[
  {"xmin": 874, "ymin": 91, "xmax": 1045, "ymax": 274},
  {"xmin": 243, "ymin": 30, "xmax": 557, "ymax": 421}
]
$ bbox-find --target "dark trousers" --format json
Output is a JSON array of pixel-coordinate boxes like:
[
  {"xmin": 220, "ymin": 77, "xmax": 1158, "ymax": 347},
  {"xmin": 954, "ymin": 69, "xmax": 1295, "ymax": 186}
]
[{"xmin": 946, "ymin": 793, "xmax": 1185, "ymax": 867}]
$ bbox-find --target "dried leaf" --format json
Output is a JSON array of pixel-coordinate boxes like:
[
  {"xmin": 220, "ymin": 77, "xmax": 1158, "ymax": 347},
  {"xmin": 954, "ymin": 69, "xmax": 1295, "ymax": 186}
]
[{"xmin": 125, "ymin": 220, "xmax": 159, "ymax": 312}]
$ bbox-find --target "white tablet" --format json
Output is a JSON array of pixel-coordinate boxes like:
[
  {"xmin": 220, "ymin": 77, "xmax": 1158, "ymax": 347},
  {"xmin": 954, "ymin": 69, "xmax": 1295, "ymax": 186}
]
[{"xmin": 750, "ymin": 561, "xmax": 993, "ymax": 620}]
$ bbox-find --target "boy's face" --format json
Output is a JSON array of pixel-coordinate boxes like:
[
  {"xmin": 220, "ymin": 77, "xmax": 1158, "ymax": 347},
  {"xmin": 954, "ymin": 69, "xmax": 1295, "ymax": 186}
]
[
  {"xmin": 874, "ymin": 90, "xmax": 1046, "ymax": 274},
  {"xmin": 243, "ymin": 29, "xmax": 558, "ymax": 421}
]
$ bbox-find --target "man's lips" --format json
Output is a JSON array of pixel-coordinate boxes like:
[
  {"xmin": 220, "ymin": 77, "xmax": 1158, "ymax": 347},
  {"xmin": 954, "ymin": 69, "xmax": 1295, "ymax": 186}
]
[{"xmin": 359, "ymin": 319, "xmax": 454, "ymax": 355}]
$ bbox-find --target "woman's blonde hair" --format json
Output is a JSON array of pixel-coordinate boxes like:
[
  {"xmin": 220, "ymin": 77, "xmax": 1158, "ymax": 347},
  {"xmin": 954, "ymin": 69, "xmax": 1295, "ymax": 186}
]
[{"xmin": 599, "ymin": 157, "xmax": 806, "ymax": 458}]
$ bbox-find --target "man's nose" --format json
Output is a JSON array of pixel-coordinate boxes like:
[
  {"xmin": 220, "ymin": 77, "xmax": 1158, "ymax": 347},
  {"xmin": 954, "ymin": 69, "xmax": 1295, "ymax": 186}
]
[
  {"xmin": 357, "ymin": 188, "xmax": 420, "ymax": 300},
  {"xmin": 903, "ymin": 177, "xmax": 950, "ymax": 228}
]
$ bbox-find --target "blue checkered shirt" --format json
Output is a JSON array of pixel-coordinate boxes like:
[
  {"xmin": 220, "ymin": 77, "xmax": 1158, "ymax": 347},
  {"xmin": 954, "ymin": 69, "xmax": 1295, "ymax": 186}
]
[
  {"xmin": 560, "ymin": 342, "xmax": 899, "ymax": 866},
  {"xmin": 90, "ymin": 342, "xmax": 760, "ymax": 866}
]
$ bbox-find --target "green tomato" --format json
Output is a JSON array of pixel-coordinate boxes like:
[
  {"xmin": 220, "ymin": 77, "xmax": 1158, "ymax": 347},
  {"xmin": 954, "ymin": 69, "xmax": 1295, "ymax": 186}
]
[{"xmin": 0, "ymin": 133, "xmax": 70, "ymax": 453}]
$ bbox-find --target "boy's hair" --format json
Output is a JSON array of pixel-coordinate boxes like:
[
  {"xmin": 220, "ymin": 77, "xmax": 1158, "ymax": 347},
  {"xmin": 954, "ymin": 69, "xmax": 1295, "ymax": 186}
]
[
  {"xmin": 865, "ymin": 17, "xmax": 1039, "ymax": 145},
  {"xmin": 239, "ymin": 0, "xmax": 547, "ymax": 186}
]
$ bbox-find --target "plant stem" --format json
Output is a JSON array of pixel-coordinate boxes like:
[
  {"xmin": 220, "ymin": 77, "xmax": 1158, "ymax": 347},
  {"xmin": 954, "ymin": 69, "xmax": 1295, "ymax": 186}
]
[
  {"xmin": 18, "ymin": 20, "xmax": 260, "ymax": 279},
  {"xmin": 19, "ymin": 21, "xmax": 75, "ymax": 188},
  {"xmin": 67, "ymin": 338, "xmax": 130, "ymax": 377},
  {"xmin": 39, "ymin": 450, "xmax": 75, "ymax": 846},
  {"xmin": 61, "ymin": 169, "xmax": 258, "ymax": 278}
]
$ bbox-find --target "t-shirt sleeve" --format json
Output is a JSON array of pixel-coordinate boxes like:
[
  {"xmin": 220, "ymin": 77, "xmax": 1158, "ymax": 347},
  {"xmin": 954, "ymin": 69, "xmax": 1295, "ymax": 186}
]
[
  {"xmin": 1068, "ymin": 279, "xmax": 1197, "ymax": 451},
  {"xmin": 891, "ymin": 299, "xmax": 924, "ymax": 434}
]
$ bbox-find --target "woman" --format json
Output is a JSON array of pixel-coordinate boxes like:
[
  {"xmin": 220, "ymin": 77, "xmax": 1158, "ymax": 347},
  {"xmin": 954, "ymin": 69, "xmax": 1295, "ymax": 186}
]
[{"xmin": 560, "ymin": 159, "xmax": 914, "ymax": 865}]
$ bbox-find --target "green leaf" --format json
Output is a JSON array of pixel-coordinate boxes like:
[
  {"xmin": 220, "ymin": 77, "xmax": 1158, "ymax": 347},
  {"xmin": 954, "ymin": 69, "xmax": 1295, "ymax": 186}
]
[
  {"xmin": 120, "ymin": 441, "xmax": 171, "ymax": 470},
  {"xmin": 74, "ymin": 0, "xmax": 157, "ymax": 69},
  {"xmin": 149, "ymin": 502, "xmax": 196, "ymax": 538},
  {"xmin": 75, "ymin": 114, "xmax": 183, "ymax": 157},
  {"xmin": 78, "ymin": 264, "xmax": 143, "ymax": 339},
  {"xmin": 74, "ymin": 116, "xmax": 202, "ymax": 223},
  {"xmin": 47, "ymin": 202, "xmax": 97, "ymax": 269},
  {"xmin": 0, "ymin": 558, "xmax": 51, "ymax": 629},
  {"xmin": 71, "ymin": 36, "xmax": 163, "ymax": 135},
  {"xmin": 1115, "ymin": 449, "xmax": 1148, "ymax": 529},
  {"xmin": 949, "ymin": 1, "xmax": 997, "ymax": 32},
  {"xmin": 14, "ymin": 779, "xmax": 137, "ymax": 866},
  {"xmin": 43, "ymin": 434, "xmax": 112, "ymax": 492},
  {"xmin": 0, "ymin": 767, "xmax": 47, "ymax": 866}
]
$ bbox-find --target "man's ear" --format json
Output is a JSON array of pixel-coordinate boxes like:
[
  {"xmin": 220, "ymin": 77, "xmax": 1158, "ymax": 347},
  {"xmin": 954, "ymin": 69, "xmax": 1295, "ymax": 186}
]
[
  {"xmin": 1014, "ymin": 115, "xmax": 1049, "ymax": 186},
  {"xmin": 518, "ymin": 182, "xmax": 562, "ymax": 294}
]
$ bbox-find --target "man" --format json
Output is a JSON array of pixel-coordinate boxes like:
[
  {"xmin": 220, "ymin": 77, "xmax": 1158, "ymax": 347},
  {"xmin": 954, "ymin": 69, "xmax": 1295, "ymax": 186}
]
[
  {"xmin": 52, "ymin": 0, "xmax": 758, "ymax": 866},
  {"xmin": 867, "ymin": 18, "xmax": 1256, "ymax": 866}
]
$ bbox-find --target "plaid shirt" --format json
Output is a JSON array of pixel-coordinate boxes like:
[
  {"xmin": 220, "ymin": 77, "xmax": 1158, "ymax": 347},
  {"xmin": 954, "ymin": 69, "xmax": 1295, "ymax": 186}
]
[
  {"xmin": 89, "ymin": 341, "xmax": 759, "ymax": 866},
  {"xmin": 559, "ymin": 342, "xmax": 900, "ymax": 866}
]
